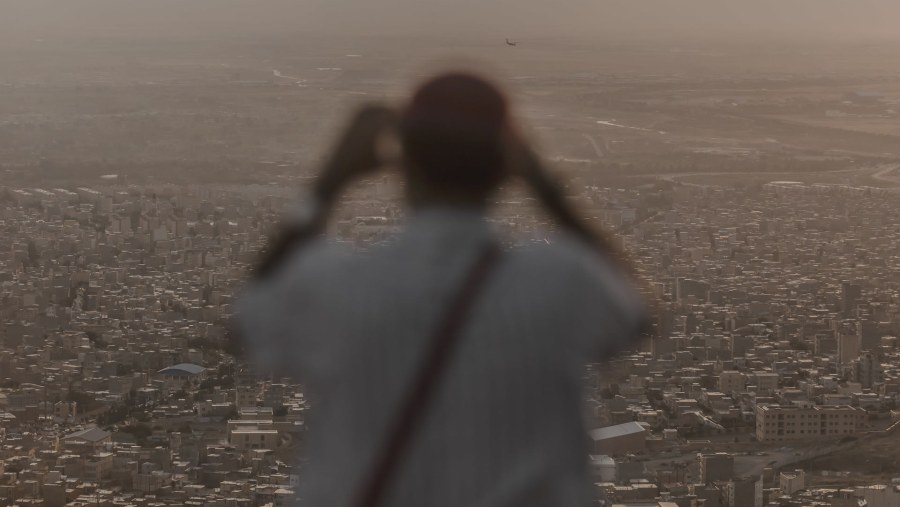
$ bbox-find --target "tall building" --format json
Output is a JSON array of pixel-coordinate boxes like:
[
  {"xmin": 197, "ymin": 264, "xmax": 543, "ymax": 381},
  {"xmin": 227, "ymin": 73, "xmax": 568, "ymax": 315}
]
[
  {"xmin": 725, "ymin": 476, "xmax": 763, "ymax": 507},
  {"xmin": 699, "ymin": 453, "xmax": 734, "ymax": 484},
  {"xmin": 841, "ymin": 282, "xmax": 862, "ymax": 314},
  {"xmin": 838, "ymin": 332, "xmax": 861, "ymax": 366},
  {"xmin": 859, "ymin": 320, "xmax": 881, "ymax": 351},
  {"xmin": 854, "ymin": 352, "xmax": 883, "ymax": 389}
]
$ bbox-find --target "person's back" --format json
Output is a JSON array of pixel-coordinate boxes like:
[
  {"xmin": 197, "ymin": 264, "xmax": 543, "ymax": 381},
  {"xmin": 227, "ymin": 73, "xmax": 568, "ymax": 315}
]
[{"xmin": 237, "ymin": 72, "xmax": 647, "ymax": 507}]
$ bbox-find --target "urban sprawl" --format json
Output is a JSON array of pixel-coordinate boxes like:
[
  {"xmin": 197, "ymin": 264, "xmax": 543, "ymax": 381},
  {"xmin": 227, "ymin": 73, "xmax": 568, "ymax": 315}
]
[{"xmin": 2, "ymin": 174, "xmax": 900, "ymax": 507}]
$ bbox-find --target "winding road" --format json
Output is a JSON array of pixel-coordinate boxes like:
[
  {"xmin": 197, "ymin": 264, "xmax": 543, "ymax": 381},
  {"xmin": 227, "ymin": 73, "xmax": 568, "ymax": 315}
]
[
  {"xmin": 870, "ymin": 163, "xmax": 900, "ymax": 184},
  {"xmin": 581, "ymin": 133, "xmax": 606, "ymax": 159},
  {"xmin": 643, "ymin": 163, "xmax": 900, "ymax": 189}
]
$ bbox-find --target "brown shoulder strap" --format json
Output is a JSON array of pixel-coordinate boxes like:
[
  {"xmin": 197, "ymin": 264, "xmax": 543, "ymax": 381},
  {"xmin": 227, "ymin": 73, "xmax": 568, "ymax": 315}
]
[{"xmin": 355, "ymin": 241, "xmax": 502, "ymax": 507}]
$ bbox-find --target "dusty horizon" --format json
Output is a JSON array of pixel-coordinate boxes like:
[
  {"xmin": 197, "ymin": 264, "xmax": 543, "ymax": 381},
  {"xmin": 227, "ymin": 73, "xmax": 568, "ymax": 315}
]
[{"xmin": 3, "ymin": 0, "xmax": 900, "ymax": 44}]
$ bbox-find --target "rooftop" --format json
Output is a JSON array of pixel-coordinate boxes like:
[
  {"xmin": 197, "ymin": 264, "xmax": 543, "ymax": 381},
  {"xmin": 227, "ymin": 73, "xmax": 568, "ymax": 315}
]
[
  {"xmin": 64, "ymin": 427, "xmax": 111, "ymax": 443},
  {"xmin": 589, "ymin": 421, "xmax": 647, "ymax": 441},
  {"xmin": 158, "ymin": 363, "xmax": 207, "ymax": 376}
]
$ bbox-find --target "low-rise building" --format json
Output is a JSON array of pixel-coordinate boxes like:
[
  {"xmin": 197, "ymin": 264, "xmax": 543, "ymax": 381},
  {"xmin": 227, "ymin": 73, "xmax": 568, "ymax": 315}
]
[{"xmin": 755, "ymin": 405, "xmax": 866, "ymax": 442}]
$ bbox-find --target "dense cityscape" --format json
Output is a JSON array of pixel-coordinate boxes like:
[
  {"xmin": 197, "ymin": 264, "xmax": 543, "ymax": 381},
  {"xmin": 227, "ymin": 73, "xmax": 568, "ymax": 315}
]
[
  {"xmin": 2, "ymin": 171, "xmax": 900, "ymax": 505},
  {"xmin": 4, "ymin": 1, "xmax": 900, "ymax": 506}
]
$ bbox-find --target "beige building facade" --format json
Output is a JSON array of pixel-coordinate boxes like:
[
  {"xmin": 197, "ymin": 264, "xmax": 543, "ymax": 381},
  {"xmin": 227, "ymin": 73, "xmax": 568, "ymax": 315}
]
[{"xmin": 756, "ymin": 405, "xmax": 866, "ymax": 442}]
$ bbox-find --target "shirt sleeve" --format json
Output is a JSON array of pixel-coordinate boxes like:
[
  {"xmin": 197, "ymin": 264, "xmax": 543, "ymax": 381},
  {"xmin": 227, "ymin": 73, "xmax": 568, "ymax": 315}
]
[
  {"xmin": 234, "ymin": 239, "xmax": 349, "ymax": 378},
  {"xmin": 235, "ymin": 268, "xmax": 306, "ymax": 377}
]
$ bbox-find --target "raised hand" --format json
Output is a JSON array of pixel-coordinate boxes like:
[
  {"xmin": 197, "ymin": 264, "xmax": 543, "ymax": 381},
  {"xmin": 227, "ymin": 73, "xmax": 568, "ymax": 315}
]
[{"xmin": 315, "ymin": 104, "xmax": 399, "ymax": 202}]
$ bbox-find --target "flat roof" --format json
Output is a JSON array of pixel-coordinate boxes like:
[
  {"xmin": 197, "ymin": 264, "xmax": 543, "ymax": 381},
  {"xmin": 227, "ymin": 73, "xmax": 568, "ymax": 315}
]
[
  {"xmin": 157, "ymin": 363, "xmax": 206, "ymax": 376},
  {"xmin": 589, "ymin": 422, "xmax": 647, "ymax": 441},
  {"xmin": 64, "ymin": 427, "xmax": 111, "ymax": 442}
]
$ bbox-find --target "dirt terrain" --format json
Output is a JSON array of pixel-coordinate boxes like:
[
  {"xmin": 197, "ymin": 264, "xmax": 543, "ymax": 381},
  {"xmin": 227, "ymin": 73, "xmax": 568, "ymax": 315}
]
[{"xmin": 2, "ymin": 30, "xmax": 899, "ymax": 188}]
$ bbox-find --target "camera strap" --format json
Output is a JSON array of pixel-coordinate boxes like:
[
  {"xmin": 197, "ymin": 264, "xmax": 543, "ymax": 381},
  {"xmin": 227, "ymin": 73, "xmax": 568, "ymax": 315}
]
[{"xmin": 354, "ymin": 240, "xmax": 502, "ymax": 507}]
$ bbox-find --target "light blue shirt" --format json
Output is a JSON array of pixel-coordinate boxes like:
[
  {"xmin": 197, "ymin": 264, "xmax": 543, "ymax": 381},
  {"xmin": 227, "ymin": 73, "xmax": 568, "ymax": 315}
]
[{"xmin": 237, "ymin": 207, "xmax": 646, "ymax": 507}]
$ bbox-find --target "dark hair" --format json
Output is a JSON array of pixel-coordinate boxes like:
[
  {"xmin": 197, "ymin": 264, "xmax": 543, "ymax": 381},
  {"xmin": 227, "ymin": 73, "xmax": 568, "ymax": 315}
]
[
  {"xmin": 401, "ymin": 73, "xmax": 629, "ymax": 268},
  {"xmin": 254, "ymin": 72, "xmax": 637, "ymax": 282},
  {"xmin": 401, "ymin": 73, "xmax": 509, "ymax": 200}
]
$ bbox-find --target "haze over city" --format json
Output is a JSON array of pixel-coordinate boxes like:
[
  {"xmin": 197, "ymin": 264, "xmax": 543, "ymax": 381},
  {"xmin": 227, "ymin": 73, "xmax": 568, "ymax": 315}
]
[
  {"xmin": 5, "ymin": 0, "xmax": 900, "ymax": 41},
  {"xmin": 2, "ymin": 1, "xmax": 900, "ymax": 506}
]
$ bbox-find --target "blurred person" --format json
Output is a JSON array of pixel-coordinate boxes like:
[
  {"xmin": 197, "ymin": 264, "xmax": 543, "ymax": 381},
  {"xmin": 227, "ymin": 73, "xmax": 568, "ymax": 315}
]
[{"xmin": 236, "ymin": 72, "xmax": 648, "ymax": 507}]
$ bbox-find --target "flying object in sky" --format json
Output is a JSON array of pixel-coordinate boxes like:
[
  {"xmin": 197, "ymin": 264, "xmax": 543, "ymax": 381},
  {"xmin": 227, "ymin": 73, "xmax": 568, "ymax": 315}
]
[{"xmin": 506, "ymin": 38, "xmax": 518, "ymax": 47}]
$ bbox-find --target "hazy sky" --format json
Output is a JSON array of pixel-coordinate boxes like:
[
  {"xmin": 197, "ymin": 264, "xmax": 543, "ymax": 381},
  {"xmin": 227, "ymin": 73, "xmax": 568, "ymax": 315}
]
[{"xmin": 3, "ymin": 0, "xmax": 900, "ymax": 43}]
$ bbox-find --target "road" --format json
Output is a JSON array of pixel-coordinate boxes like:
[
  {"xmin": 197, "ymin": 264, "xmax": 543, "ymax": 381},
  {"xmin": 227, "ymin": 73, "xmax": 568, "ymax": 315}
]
[
  {"xmin": 870, "ymin": 163, "xmax": 900, "ymax": 184},
  {"xmin": 272, "ymin": 69, "xmax": 306, "ymax": 86},
  {"xmin": 639, "ymin": 163, "xmax": 900, "ymax": 189},
  {"xmin": 581, "ymin": 133, "xmax": 606, "ymax": 159},
  {"xmin": 640, "ymin": 439, "xmax": 858, "ymax": 479}
]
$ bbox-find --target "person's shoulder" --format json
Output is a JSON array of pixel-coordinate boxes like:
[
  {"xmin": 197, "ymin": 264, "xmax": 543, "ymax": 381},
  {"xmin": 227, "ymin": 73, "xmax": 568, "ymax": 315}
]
[
  {"xmin": 280, "ymin": 238, "xmax": 358, "ymax": 282},
  {"xmin": 518, "ymin": 233, "xmax": 648, "ymax": 344},
  {"xmin": 514, "ymin": 233, "xmax": 639, "ymax": 307}
]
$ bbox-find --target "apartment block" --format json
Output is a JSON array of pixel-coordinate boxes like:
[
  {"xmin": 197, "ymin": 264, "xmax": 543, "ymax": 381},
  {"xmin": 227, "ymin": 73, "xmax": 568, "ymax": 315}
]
[{"xmin": 756, "ymin": 405, "xmax": 866, "ymax": 442}]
